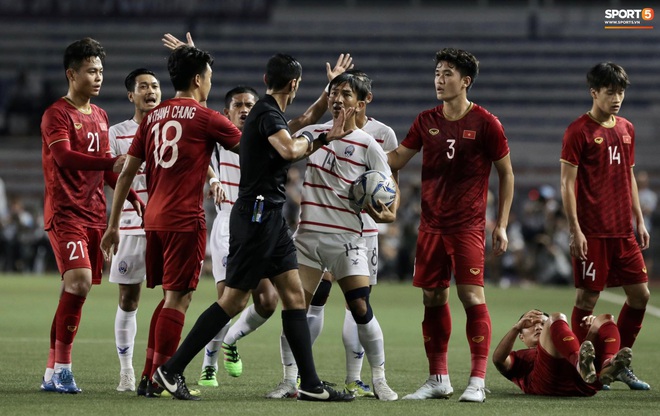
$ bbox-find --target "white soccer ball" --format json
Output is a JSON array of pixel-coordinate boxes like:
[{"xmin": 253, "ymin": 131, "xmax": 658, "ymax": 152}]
[{"xmin": 350, "ymin": 170, "xmax": 397, "ymax": 212}]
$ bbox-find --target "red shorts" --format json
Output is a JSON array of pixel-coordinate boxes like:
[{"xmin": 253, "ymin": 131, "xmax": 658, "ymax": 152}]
[
  {"xmin": 145, "ymin": 230, "xmax": 205, "ymax": 291},
  {"xmin": 412, "ymin": 229, "xmax": 485, "ymax": 289},
  {"xmin": 524, "ymin": 344, "xmax": 597, "ymax": 396},
  {"xmin": 47, "ymin": 219, "xmax": 104, "ymax": 284},
  {"xmin": 573, "ymin": 236, "xmax": 647, "ymax": 291}
]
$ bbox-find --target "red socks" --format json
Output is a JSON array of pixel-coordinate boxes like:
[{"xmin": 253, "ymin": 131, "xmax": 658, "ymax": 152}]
[
  {"xmin": 571, "ymin": 306, "xmax": 592, "ymax": 343},
  {"xmin": 465, "ymin": 304, "xmax": 491, "ymax": 378},
  {"xmin": 142, "ymin": 299, "xmax": 164, "ymax": 379},
  {"xmin": 422, "ymin": 304, "xmax": 451, "ymax": 375},
  {"xmin": 151, "ymin": 307, "xmax": 185, "ymax": 377},
  {"xmin": 550, "ymin": 320, "xmax": 580, "ymax": 366},
  {"xmin": 54, "ymin": 292, "xmax": 86, "ymax": 364},
  {"xmin": 617, "ymin": 303, "xmax": 645, "ymax": 348},
  {"xmin": 593, "ymin": 320, "xmax": 621, "ymax": 368}
]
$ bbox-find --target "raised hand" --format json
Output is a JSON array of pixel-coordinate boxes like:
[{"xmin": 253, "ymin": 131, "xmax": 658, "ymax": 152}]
[
  {"xmin": 162, "ymin": 32, "xmax": 195, "ymax": 50},
  {"xmin": 326, "ymin": 53, "xmax": 354, "ymax": 82}
]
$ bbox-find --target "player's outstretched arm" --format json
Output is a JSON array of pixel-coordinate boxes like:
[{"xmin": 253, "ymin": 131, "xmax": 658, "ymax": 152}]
[
  {"xmin": 287, "ymin": 53, "xmax": 353, "ymax": 133},
  {"xmin": 387, "ymin": 144, "xmax": 417, "ymax": 172}
]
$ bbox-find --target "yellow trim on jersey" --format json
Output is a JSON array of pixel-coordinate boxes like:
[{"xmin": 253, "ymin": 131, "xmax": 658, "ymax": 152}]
[
  {"xmin": 48, "ymin": 138, "xmax": 70, "ymax": 147},
  {"xmin": 586, "ymin": 111, "xmax": 616, "ymax": 128},
  {"xmin": 560, "ymin": 159, "xmax": 578, "ymax": 167}
]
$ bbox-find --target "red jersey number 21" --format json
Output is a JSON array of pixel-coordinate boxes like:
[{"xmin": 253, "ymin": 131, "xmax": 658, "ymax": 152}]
[{"xmin": 152, "ymin": 120, "xmax": 183, "ymax": 168}]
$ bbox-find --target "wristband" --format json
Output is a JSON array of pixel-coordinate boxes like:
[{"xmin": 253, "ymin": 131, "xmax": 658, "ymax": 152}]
[
  {"xmin": 317, "ymin": 133, "xmax": 329, "ymax": 146},
  {"xmin": 300, "ymin": 131, "xmax": 313, "ymax": 145},
  {"xmin": 209, "ymin": 177, "xmax": 220, "ymax": 186}
]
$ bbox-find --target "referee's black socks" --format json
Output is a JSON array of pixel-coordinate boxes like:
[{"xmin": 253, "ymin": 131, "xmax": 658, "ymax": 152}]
[{"xmin": 282, "ymin": 309, "xmax": 322, "ymax": 390}]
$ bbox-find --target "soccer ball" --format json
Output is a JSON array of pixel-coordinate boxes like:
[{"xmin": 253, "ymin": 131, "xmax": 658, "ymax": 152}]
[{"xmin": 350, "ymin": 170, "xmax": 397, "ymax": 212}]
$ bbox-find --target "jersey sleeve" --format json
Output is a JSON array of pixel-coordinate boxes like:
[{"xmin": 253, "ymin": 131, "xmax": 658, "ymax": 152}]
[
  {"xmin": 381, "ymin": 125, "xmax": 399, "ymax": 153},
  {"xmin": 260, "ymin": 110, "xmax": 290, "ymax": 138},
  {"xmin": 208, "ymin": 111, "xmax": 242, "ymax": 150},
  {"xmin": 41, "ymin": 106, "xmax": 70, "ymax": 147},
  {"xmin": 627, "ymin": 121, "xmax": 635, "ymax": 167},
  {"xmin": 484, "ymin": 116, "xmax": 510, "ymax": 161},
  {"xmin": 366, "ymin": 138, "xmax": 392, "ymax": 176},
  {"xmin": 560, "ymin": 122, "xmax": 583, "ymax": 166},
  {"xmin": 109, "ymin": 125, "xmax": 119, "ymax": 157},
  {"xmin": 400, "ymin": 114, "xmax": 424, "ymax": 151},
  {"xmin": 127, "ymin": 123, "xmax": 147, "ymax": 161}
]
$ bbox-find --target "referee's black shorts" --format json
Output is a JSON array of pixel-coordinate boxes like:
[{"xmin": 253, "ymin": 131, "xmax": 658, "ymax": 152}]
[{"xmin": 225, "ymin": 199, "xmax": 298, "ymax": 291}]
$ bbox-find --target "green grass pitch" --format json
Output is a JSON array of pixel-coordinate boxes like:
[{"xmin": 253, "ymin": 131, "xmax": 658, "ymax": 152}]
[{"xmin": 1, "ymin": 274, "xmax": 658, "ymax": 415}]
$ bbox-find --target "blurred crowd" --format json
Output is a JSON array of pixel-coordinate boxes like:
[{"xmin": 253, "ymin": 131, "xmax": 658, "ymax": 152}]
[{"xmin": 1, "ymin": 168, "xmax": 657, "ymax": 284}]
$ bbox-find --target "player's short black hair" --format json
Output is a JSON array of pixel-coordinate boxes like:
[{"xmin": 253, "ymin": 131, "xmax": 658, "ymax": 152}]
[
  {"xmin": 224, "ymin": 85, "xmax": 259, "ymax": 109},
  {"xmin": 518, "ymin": 310, "xmax": 550, "ymax": 321},
  {"xmin": 345, "ymin": 69, "xmax": 372, "ymax": 93},
  {"xmin": 124, "ymin": 68, "xmax": 157, "ymax": 92},
  {"xmin": 328, "ymin": 72, "xmax": 370, "ymax": 101},
  {"xmin": 265, "ymin": 53, "xmax": 302, "ymax": 90},
  {"xmin": 587, "ymin": 62, "xmax": 630, "ymax": 91},
  {"xmin": 168, "ymin": 45, "xmax": 214, "ymax": 92},
  {"xmin": 63, "ymin": 37, "xmax": 105, "ymax": 72},
  {"xmin": 435, "ymin": 48, "xmax": 479, "ymax": 91}
]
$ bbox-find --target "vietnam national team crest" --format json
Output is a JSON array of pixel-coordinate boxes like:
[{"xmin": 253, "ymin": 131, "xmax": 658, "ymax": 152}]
[{"xmin": 344, "ymin": 145, "xmax": 355, "ymax": 157}]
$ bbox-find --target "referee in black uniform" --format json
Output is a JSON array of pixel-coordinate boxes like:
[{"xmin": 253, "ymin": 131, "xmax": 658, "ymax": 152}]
[{"xmin": 155, "ymin": 53, "xmax": 354, "ymax": 402}]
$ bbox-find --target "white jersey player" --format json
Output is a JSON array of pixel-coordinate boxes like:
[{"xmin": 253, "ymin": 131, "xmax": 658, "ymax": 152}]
[
  {"xmin": 277, "ymin": 72, "xmax": 399, "ymax": 401},
  {"xmin": 109, "ymin": 68, "xmax": 161, "ymax": 393}
]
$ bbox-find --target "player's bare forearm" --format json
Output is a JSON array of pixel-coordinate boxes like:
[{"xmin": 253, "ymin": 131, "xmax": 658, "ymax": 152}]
[{"xmin": 493, "ymin": 325, "xmax": 518, "ymax": 373}]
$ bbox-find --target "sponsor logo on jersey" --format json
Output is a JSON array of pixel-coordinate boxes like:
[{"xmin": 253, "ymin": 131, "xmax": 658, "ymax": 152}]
[
  {"xmin": 118, "ymin": 260, "xmax": 128, "ymax": 275},
  {"xmin": 423, "ymin": 335, "xmax": 431, "ymax": 343},
  {"xmin": 74, "ymin": 123, "xmax": 83, "ymax": 130},
  {"xmin": 472, "ymin": 336, "xmax": 485, "ymax": 343},
  {"xmin": 429, "ymin": 128, "xmax": 440, "ymax": 135},
  {"xmin": 594, "ymin": 137, "xmax": 604, "ymax": 144},
  {"xmin": 622, "ymin": 135, "xmax": 631, "ymax": 144},
  {"xmin": 604, "ymin": 337, "xmax": 617, "ymax": 343},
  {"xmin": 642, "ymin": 267, "xmax": 647, "ymax": 274},
  {"xmin": 463, "ymin": 130, "xmax": 476, "ymax": 140},
  {"xmin": 67, "ymin": 325, "xmax": 78, "ymax": 332},
  {"xmin": 344, "ymin": 145, "xmax": 355, "ymax": 156},
  {"xmin": 562, "ymin": 336, "xmax": 575, "ymax": 342},
  {"xmin": 469, "ymin": 268, "xmax": 480, "ymax": 275},
  {"xmin": 100, "ymin": 123, "xmax": 108, "ymax": 131}
]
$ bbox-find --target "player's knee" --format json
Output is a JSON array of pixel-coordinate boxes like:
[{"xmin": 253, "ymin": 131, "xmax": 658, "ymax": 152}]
[
  {"xmin": 547, "ymin": 312, "xmax": 567, "ymax": 326},
  {"xmin": 344, "ymin": 286, "xmax": 373, "ymax": 324},
  {"xmin": 310, "ymin": 279, "xmax": 332, "ymax": 306},
  {"xmin": 255, "ymin": 292, "xmax": 278, "ymax": 317}
]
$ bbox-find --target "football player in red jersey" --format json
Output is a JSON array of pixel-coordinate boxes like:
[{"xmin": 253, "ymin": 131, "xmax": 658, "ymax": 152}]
[
  {"xmin": 560, "ymin": 62, "xmax": 650, "ymax": 390},
  {"xmin": 388, "ymin": 48, "xmax": 514, "ymax": 402},
  {"xmin": 40, "ymin": 38, "xmax": 141, "ymax": 394},
  {"xmin": 102, "ymin": 45, "xmax": 242, "ymax": 399},
  {"xmin": 493, "ymin": 309, "xmax": 634, "ymax": 396}
]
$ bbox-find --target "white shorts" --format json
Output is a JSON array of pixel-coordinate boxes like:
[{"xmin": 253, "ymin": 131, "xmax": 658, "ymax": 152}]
[
  {"xmin": 364, "ymin": 234, "xmax": 378, "ymax": 285},
  {"xmin": 210, "ymin": 210, "xmax": 231, "ymax": 283},
  {"xmin": 109, "ymin": 234, "xmax": 147, "ymax": 284},
  {"xmin": 294, "ymin": 230, "xmax": 370, "ymax": 280}
]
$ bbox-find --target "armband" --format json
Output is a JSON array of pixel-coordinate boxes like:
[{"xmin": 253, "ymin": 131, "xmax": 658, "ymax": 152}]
[
  {"xmin": 209, "ymin": 177, "xmax": 220, "ymax": 186},
  {"xmin": 317, "ymin": 133, "xmax": 329, "ymax": 146},
  {"xmin": 300, "ymin": 131, "xmax": 313, "ymax": 146}
]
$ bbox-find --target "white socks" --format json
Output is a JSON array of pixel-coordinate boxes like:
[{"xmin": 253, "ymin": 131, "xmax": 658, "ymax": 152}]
[
  {"xmin": 202, "ymin": 321, "xmax": 231, "ymax": 368},
  {"xmin": 343, "ymin": 308, "xmax": 365, "ymax": 382},
  {"xmin": 224, "ymin": 304, "xmax": 268, "ymax": 345},
  {"xmin": 356, "ymin": 316, "xmax": 386, "ymax": 381},
  {"xmin": 115, "ymin": 306, "xmax": 137, "ymax": 370}
]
